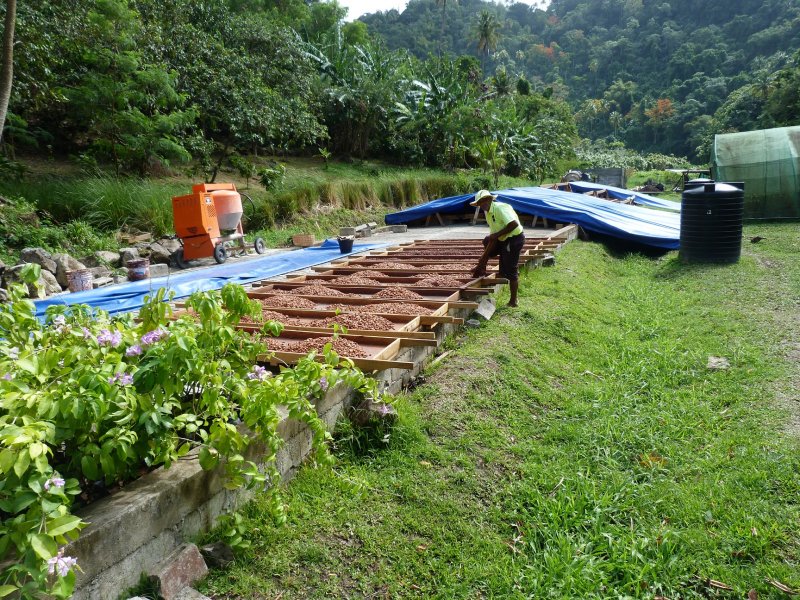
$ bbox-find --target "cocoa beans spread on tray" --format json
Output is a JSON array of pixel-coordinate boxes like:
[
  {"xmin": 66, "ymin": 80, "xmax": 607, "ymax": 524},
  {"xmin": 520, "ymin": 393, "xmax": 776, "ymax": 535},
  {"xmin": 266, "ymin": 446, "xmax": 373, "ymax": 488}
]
[
  {"xmin": 373, "ymin": 287, "xmax": 425, "ymax": 300},
  {"xmin": 416, "ymin": 275, "xmax": 465, "ymax": 288},
  {"xmin": 309, "ymin": 314, "xmax": 396, "ymax": 330},
  {"xmin": 328, "ymin": 303, "xmax": 433, "ymax": 316},
  {"xmin": 268, "ymin": 336, "xmax": 369, "ymax": 358}
]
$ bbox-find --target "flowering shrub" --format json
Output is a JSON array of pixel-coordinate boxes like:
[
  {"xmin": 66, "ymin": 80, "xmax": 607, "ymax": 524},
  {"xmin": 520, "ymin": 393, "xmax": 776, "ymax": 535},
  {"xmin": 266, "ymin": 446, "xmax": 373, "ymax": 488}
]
[{"xmin": 0, "ymin": 265, "xmax": 377, "ymax": 598}]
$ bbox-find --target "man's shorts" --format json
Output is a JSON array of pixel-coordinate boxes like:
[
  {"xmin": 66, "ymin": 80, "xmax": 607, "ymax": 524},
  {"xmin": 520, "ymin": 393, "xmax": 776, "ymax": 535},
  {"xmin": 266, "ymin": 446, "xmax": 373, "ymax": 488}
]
[{"xmin": 482, "ymin": 233, "xmax": 525, "ymax": 281}]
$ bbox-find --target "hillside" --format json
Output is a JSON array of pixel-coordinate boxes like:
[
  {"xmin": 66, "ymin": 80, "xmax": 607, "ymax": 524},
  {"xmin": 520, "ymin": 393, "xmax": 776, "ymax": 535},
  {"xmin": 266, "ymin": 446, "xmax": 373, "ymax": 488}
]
[{"xmin": 361, "ymin": 0, "xmax": 800, "ymax": 159}]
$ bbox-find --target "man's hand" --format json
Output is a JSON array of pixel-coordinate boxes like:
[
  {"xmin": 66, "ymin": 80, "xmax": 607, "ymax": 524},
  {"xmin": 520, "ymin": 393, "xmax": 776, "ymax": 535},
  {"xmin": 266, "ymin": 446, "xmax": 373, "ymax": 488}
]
[{"xmin": 472, "ymin": 262, "xmax": 487, "ymax": 278}]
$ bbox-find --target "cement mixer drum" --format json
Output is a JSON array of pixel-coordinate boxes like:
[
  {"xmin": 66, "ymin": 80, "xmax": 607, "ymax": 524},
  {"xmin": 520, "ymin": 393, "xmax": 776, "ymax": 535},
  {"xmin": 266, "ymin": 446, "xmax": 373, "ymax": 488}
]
[{"xmin": 211, "ymin": 189, "xmax": 244, "ymax": 232}]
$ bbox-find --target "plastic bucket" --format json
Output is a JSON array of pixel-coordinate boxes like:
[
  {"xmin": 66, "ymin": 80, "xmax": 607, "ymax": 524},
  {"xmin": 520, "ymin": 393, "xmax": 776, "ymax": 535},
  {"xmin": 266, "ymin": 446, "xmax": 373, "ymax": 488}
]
[
  {"xmin": 126, "ymin": 258, "xmax": 150, "ymax": 281},
  {"xmin": 67, "ymin": 269, "xmax": 94, "ymax": 293},
  {"xmin": 337, "ymin": 238, "xmax": 354, "ymax": 253}
]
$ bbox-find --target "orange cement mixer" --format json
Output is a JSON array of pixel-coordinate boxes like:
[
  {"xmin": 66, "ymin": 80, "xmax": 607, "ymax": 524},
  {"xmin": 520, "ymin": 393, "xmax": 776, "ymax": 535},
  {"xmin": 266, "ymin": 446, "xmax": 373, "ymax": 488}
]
[{"xmin": 171, "ymin": 183, "xmax": 265, "ymax": 268}]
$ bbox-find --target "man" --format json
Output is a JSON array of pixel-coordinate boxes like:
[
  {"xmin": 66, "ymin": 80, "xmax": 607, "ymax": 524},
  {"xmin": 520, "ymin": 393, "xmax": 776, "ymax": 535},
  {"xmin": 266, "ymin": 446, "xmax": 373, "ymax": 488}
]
[{"xmin": 470, "ymin": 189, "xmax": 525, "ymax": 307}]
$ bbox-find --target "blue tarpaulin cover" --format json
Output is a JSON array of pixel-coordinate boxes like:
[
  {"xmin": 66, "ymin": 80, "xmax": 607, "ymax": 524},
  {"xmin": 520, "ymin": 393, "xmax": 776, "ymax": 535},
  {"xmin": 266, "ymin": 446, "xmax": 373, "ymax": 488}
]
[
  {"xmin": 565, "ymin": 181, "xmax": 681, "ymax": 212},
  {"xmin": 33, "ymin": 239, "xmax": 387, "ymax": 319},
  {"xmin": 385, "ymin": 186, "xmax": 680, "ymax": 250}
]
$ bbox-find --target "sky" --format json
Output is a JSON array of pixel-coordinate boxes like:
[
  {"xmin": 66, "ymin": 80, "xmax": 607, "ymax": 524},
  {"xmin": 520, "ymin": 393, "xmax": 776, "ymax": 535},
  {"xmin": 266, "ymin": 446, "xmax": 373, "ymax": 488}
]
[{"xmin": 341, "ymin": 0, "xmax": 550, "ymax": 21}]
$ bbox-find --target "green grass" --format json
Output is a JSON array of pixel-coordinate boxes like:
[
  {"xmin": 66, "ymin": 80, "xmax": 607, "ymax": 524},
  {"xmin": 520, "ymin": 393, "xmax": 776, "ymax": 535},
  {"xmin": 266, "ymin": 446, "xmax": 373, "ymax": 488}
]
[
  {"xmin": 0, "ymin": 157, "xmax": 534, "ymax": 254},
  {"xmin": 200, "ymin": 223, "xmax": 800, "ymax": 599}
]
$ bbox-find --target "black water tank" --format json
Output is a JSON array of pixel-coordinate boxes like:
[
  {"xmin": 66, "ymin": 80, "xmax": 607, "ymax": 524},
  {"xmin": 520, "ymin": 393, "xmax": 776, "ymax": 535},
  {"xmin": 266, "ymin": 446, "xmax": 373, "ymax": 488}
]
[{"xmin": 680, "ymin": 181, "xmax": 744, "ymax": 264}]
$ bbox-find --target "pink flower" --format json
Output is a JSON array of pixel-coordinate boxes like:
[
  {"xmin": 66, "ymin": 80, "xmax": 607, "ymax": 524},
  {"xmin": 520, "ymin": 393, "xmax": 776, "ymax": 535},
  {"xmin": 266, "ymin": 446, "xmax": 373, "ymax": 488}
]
[
  {"xmin": 82, "ymin": 327, "xmax": 92, "ymax": 340},
  {"xmin": 44, "ymin": 476, "xmax": 65, "ymax": 491},
  {"xmin": 247, "ymin": 365, "xmax": 268, "ymax": 381},
  {"xmin": 141, "ymin": 329, "xmax": 167, "ymax": 346},
  {"xmin": 1, "ymin": 373, "xmax": 11, "ymax": 381},
  {"xmin": 125, "ymin": 345, "xmax": 143, "ymax": 357},
  {"xmin": 109, "ymin": 372, "xmax": 134, "ymax": 386},
  {"xmin": 319, "ymin": 376, "xmax": 329, "ymax": 392},
  {"xmin": 47, "ymin": 548, "xmax": 78, "ymax": 577},
  {"xmin": 97, "ymin": 329, "xmax": 122, "ymax": 347}
]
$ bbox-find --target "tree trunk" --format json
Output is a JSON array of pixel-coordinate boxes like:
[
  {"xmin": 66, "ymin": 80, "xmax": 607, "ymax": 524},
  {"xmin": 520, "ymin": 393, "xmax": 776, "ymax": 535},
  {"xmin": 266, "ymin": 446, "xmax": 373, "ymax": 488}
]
[{"xmin": 0, "ymin": 0, "xmax": 17, "ymax": 144}]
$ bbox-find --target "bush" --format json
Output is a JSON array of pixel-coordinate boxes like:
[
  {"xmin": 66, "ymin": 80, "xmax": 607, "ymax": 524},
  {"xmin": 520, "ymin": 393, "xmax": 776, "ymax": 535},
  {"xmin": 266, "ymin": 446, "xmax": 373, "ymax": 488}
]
[{"xmin": 0, "ymin": 273, "xmax": 378, "ymax": 598}]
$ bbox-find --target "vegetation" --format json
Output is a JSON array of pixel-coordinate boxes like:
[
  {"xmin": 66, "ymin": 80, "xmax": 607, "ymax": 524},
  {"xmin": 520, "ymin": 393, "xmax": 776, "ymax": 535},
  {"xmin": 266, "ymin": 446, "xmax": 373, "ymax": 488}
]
[
  {"xmin": 0, "ymin": 0, "xmax": 577, "ymax": 185},
  {"xmin": 0, "ymin": 272, "xmax": 378, "ymax": 598},
  {"xmin": 201, "ymin": 224, "xmax": 800, "ymax": 598},
  {"xmin": 362, "ymin": 0, "xmax": 800, "ymax": 161}
]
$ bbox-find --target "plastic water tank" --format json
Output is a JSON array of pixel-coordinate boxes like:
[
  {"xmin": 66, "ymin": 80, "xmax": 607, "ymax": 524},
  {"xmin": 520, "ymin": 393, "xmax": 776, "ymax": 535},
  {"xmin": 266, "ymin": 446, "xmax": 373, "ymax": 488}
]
[{"xmin": 680, "ymin": 181, "xmax": 744, "ymax": 264}]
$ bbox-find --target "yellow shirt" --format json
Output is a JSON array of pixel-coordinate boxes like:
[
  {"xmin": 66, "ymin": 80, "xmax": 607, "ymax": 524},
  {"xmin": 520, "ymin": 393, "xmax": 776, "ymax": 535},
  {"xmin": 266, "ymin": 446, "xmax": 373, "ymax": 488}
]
[{"xmin": 486, "ymin": 201, "xmax": 523, "ymax": 241}]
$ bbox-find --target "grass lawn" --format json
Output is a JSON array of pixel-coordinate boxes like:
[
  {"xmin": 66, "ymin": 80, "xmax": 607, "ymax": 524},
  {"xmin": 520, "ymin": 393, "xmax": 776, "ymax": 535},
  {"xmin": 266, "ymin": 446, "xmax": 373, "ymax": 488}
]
[{"xmin": 200, "ymin": 223, "xmax": 800, "ymax": 599}]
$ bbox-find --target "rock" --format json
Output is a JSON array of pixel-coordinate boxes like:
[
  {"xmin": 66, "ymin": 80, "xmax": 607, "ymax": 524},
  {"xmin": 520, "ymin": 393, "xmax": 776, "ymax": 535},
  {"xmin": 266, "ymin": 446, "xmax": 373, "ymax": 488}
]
[
  {"xmin": 0, "ymin": 288, "xmax": 7, "ymax": 303},
  {"xmin": 19, "ymin": 248, "xmax": 57, "ymax": 274},
  {"xmin": 199, "ymin": 542, "xmax": 235, "ymax": 569},
  {"xmin": 349, "ymin": 397, "xmax": 398, "ymax": 428},
  {"xmin": 134, "ymin": 242, "xmax": 152, "ymax": 258},
  {"xmin": 148, "ymin": 544, "xmax": 208, "ymax": 600},
  {"xmin": 465, "ymin": 318, "xmax": 481, "ymax": 328},
  {"xmin": 340, "ymin": 227, "xmax": 357, "ymax": 236},
  {"xmin": 119, "ymin": 247, "xmax": 139, "ymax": 265},
  {"xmin": 541, "ymin": 253, "xmax": 555, "ymax": 267},
  {"xmin": 0, "ymin": 258, "xmax": 5, "ymax": 277},
  {"xmin": 39, "ymin": 269, "xmax": 63, "ymax": 295},
  {"xmin": 149, "ymin": 263, "xmax": 170, "ymax": 278},
  {"xmin": 471, "ymin": 297, "xmax": 496, "ymax": 322},
  {"xmin": 707, "ymin": 356, "xmax": 730, "ymax": 370},
  {"xmin": 53, "ymin": 253, "xmax": 86, "ymax": 289},
  {"xmin": 148, "ymin": 242, "xmax": 172, "ymax": 265},
  {"xmin": 390, "ymin": 224, "xmax": 408, "ymax": 233},
  {"xmin": 88, "ymin": 265, "xmax": 112, "ymax": 279},
  {"xmin": 83, "ymin": 250, "xmax": 121, "ymax": 268},
  {"xmin": 93, "ymin": 277, "xmax": 113, "ymax": 288},
  {"xmin": 2, "ymin": 265, "xmax": 44, "ymax": 298},
  {"xmin": 158, "ymin": 237, "xmax": 182, "ymax": 253},
  {"xmin": 366, "ymin": 221, "xmax": 378, "ymax": 229},
  {"xmin": 173, "ymin": 588, "xmax": 213, "ymax": 600}
]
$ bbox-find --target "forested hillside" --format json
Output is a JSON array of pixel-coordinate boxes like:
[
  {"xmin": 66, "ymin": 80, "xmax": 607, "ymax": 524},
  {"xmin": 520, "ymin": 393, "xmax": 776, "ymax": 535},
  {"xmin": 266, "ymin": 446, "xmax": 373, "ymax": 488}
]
[
  {"xmin": 0, "ymin": 0, "xmax": 576, "ymax": 183},
  {"xmin": 361, "ymin": 0, "xmax": 800, "ymax": 160}
]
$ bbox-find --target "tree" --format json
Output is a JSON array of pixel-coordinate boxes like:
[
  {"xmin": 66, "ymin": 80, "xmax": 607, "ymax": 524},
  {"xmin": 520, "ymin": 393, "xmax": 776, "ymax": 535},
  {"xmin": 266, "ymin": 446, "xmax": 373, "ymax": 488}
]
[
  {"xmin": 68, "ymin": 0, "xmax": 195, "ymax": 175},
  {"xmin": 474, "ymin": 10, "xmax": 499, "ymax": 75},
  {"xmin": 0, "ymin": 0, "xmax": 16, "ymax": 142},
  {"xmin": 435, "ymin": 0, "xmax": 457, "ymax": 56}
]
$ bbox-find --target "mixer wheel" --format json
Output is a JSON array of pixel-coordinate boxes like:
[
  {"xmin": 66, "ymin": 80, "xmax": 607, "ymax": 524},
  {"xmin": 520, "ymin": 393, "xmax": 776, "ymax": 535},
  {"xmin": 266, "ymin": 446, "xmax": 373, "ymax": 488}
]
[
  {"xmin": 172, "ymin": 249, "xmax": 188, "ymax": 269},
  {"xmin": 213, "ymin": 244, "xmax": 228, "ymax": 264},
  {"xmin": 254, "ymin": 237, "xmax": 266, "ymax": 254}
]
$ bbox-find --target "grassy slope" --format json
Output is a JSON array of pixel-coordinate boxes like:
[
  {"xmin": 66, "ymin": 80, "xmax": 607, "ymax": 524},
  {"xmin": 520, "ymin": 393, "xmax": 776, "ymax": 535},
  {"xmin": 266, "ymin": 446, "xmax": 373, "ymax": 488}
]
[
  {"xmin": 201, "ymin": 223, "xmax": 800, "ymax": 599},
  {"xmin": 0, "ymin": 156, "xmax": 534, "ymax": 260}
]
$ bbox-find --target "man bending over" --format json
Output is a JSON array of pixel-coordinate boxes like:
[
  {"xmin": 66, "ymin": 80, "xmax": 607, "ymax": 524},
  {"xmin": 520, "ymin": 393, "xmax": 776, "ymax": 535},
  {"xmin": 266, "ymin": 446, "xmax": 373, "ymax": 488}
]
[{"xmin": 470, "ymin": 189, "xmax": 525, "ymax": 307}]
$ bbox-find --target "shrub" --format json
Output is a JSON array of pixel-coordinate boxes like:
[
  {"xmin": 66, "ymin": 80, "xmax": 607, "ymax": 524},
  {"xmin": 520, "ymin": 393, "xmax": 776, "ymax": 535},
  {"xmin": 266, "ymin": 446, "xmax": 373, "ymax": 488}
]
[{"xmin": 0, "ymin": 270, "xmax": 377, "ymax": 598}]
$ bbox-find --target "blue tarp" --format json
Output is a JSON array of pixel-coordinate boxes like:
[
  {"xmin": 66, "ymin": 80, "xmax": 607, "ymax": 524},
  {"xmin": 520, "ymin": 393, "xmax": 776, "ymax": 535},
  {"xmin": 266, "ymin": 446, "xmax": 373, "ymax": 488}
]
[
  {"xmin": 385, "ymin": 186, "xmax": 680, "ymax": 249},
  {"xmin": 33, "ymin": 239, "xmax": 388, "ymax": 319},
  {"xmin": 566, "ymin": 181, "xmax": 681, "ymax": 212}
]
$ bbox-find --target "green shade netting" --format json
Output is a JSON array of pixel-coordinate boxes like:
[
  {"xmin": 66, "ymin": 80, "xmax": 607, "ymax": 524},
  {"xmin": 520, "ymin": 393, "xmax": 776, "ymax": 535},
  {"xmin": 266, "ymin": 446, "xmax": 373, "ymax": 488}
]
[{"xmin": 712, "ymin": 126, "xmax": 800, "ymax": 219}]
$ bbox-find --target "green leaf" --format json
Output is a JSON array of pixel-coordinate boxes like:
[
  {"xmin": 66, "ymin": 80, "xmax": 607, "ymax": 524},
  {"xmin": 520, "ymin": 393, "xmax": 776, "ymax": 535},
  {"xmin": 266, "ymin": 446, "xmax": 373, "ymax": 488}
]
[
  {"xmin": 30, "ymin": 533, "xmax": 57, "ymax": 560},
  {"xmin": 198, "ymin": 447, "xmax": 219, "ymax": 470},
  {"xmin": 81, "ymin": 455, "xmax": 99, "ymax": 480},
  {"xmin": 0, "ymin": 585, "xmax": 18, "ymax": 598},
  {"xmin": 13, "ymin": 451, "xmax": 31, "ymax": 478},
  {"xmin": 47, "ymin": 515, "xmax": 83, "ymax": 537}
]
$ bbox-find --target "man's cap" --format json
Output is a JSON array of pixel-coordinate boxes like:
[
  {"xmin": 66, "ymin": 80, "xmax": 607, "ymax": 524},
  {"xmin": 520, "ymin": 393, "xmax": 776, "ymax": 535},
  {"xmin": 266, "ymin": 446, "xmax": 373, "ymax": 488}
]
[{"xmin": 469, "ymin": 189, "xmax": 496, "ymax": 206}]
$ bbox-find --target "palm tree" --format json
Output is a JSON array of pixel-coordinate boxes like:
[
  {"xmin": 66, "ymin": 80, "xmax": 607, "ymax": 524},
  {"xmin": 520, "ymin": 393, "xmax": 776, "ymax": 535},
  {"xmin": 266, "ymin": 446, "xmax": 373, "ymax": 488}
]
[
  {"xmin": 435, "ymin": 0, "xmax": 457, "ymax": 56},
  {"xmin": 474, "ymin": 10, "xmax": 499, "ymax": 76},
  {"xmin": 0, "ymin": 0, "xmax": 17, "ymax": 142}
]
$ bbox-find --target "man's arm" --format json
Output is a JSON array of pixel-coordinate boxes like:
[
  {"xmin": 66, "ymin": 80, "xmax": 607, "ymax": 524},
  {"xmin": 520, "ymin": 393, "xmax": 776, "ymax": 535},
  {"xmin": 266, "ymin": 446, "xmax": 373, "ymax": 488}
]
[{"xmin": 471, "ymin": 220, "xmax": 520, "ymax": 277}]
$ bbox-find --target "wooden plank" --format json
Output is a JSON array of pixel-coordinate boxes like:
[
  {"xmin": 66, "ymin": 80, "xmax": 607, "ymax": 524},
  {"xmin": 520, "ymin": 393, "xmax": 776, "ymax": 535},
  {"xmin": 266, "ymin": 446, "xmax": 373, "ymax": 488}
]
[
  {"xmin": 261, "ymin": 352, "xmax": 415, "ymax": 371},
  {"xmin": 237, "ymin": 323, "xmax": 435, "ymax": 340}
]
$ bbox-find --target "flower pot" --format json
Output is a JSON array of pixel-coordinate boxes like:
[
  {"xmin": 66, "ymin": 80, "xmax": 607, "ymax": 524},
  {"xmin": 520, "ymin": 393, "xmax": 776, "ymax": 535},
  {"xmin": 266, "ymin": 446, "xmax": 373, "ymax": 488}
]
[
  {"xmin": 67, "ymin": 269, "xmax": 94, "ymax": 293},
  {"xmin": 126, "ymin": 258, "xmax": 150, "ymax": 281}
]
